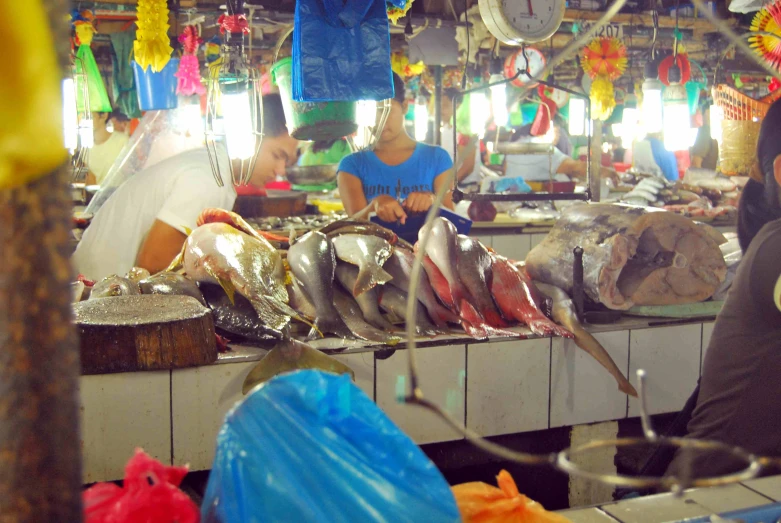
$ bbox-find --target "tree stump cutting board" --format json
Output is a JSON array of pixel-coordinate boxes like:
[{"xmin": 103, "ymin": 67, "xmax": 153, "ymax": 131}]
[{"xmin": 75, "ymin": 295, "xmax": 217, "ymax": 375}]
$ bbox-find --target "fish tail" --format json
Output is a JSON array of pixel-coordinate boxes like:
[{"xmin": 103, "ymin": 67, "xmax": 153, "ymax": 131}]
[
  {"xmin": 316, "ymin": 315, "xmax": 353, "ymax": 339},
  {"xmin": 242, "ymin": 338, "xmax": 355, "ymax": 394},
  {"xmin": 354, "ymin": 265, "xmax": 393, "ymax": 297},
  {"xmin": 268, "ymin": 297, "xmax": 323, "ymax": 337}
]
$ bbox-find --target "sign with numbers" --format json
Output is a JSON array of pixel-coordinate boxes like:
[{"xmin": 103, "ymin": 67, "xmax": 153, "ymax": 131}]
[{"xmin": 581, "ymin": 22, "xmax": 624, "ymax": 39}]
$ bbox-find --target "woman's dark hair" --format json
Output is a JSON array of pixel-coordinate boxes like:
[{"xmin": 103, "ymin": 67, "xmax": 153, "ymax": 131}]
[
  {"xmin": 737, "ymin": 98, "xmax": 781, "ymax": 252},
  {"xmin": 392, "ymin": 72, "xmax": 406, "ymax": 104},
  {"xmin": 260, "ymin": 93, "xmax": 288, "ymax": 137}
]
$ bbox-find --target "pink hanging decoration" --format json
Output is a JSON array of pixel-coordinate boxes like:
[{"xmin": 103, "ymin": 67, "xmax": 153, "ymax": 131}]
[{"xmin": 176, "ymin": 25, "xmax": 205, "ymax": 96}]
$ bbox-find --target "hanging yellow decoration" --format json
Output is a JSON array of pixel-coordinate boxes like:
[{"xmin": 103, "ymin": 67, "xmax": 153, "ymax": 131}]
[
  {"xmin": 388, "ymin": 0, "xmax": 414, "ymax": 25},
  {"xmin": 391, "ymin": 52, "xmax": 426, "ymax": 78},
  {"xmin": 590, "ymin": 75, "xmax": 616, "ymax": 121},
  {"xmin": 581, "ymin": 37, "xmax": 627, "ymax": 81},
  {"xmin": 0, "ymin": 1, "xmax": 67, "ymax": 189},
  {"xmin": 134, "ymin": 0, "xmax": 173, "ymax": 72}
]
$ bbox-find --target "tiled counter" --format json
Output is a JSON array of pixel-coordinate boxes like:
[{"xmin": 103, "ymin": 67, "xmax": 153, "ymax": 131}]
[{"xmin": 80, "ymin": 317, "xmax": 716, "ymax": 482}]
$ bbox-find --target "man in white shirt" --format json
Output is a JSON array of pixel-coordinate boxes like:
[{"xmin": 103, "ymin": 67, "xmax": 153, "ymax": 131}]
[
  {"xmin": 86, "ymin": 110, "xmax": 130, "ymax": 185},
  {"xmin": 73, "ymin": 94, "xmax": 298, "ymax": 280}
]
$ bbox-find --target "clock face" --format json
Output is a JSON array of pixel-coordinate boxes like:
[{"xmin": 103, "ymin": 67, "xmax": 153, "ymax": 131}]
[
  {"xmin": 480, "ymin": 0, "xmax": 566, "ymax": 45},
  {"xmin": 501, "ymin": 0, "xmax": 565, "ymax": 43}
]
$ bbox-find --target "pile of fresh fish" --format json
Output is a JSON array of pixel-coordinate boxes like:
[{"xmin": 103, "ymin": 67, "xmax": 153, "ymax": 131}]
[
  {"xmin": 246, "ymin": 213, "xmax": 346, "ymax": 234},
  {"xmin": 76, "ymin": 207, "xmax": 648, "ymax": 396},
  {"xmin": 618, "ymin": 173, "xmax": 739, "ymax": 221}
]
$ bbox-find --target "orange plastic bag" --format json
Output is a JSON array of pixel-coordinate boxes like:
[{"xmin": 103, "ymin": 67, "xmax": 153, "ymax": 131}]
[{"xmin": 451, "ymin": 470, "xmax": 571, "ymax": 523}]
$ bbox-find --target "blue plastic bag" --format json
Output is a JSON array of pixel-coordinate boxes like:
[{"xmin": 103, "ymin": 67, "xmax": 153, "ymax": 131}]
[
  {"xmin": 202, "ymin": 370, "xmax": 460, "ymax": 523},
  {"xmin": 292, "ymin": 0, "xmax": 399, "ymax": 102}
]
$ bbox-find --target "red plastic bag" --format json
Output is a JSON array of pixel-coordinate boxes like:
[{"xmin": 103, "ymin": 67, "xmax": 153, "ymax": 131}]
[
  {"xmin": 83, "ymin": 449, "xmax": 199, "ymax": 523},
  {"xmin": 452, "ymin": 470, "xmax": 571, "ymax": 523}
]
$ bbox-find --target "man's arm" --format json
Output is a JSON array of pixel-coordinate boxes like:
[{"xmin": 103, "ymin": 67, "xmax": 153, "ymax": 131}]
[
  {"xmin": 433, "ymin": 170, "xmax": 455, "ymax": 210},
  {"xmin": 135, "ymin": 219, "xmax": 187, "ymax": 274},
  {"xmin": 456, "ymin": 144, "xmax": 477, "ymax": 182}
]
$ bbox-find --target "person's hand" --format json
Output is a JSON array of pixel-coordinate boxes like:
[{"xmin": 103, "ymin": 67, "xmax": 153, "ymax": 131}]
[
  {"xmin": 403, "ymin": 192, "xmax": 435, "ymax": 213},
  {"xmin": 374, "ymin": 195, "xmax": 408, "ymax": 224},
  {"xmin": 601, "ymin": 168, "xmax": 620, "ymax": 187}
]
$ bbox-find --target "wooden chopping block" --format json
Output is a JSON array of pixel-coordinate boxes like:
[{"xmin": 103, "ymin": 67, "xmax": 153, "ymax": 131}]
[{"xmin": 75, "ymin": 294, "xmax": 217, "ymax": 375}]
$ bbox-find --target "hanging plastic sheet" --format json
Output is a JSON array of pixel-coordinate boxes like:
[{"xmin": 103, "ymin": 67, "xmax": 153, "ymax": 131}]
[
  {"xmin": 85, "ymin": 99, "xmax": 205, "ymax": 215},
  {"xmin": 110, "ymin": 29, "xmax": 142, "ymax": 118},
  {"xmin": 292, "ymin": 0, "xmax": 405, "ymax": 102},
  {"xmin": 202, "ymin": 370, "xmax": 460, "ymax": 523}
]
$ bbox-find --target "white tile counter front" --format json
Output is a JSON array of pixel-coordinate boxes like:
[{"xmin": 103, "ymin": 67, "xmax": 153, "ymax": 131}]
[{"xmin": 80, "ymin": 317, "xmax": 718, "ymax": 482}]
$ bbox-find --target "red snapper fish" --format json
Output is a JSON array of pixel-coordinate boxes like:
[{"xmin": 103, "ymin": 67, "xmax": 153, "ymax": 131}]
[{"xmin": 490, "ymin": 256, "xmax": 574, "ymax": 339}]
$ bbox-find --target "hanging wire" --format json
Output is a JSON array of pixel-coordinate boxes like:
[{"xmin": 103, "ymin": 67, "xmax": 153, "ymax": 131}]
[{"xmin": 400, "ymin": 0, "xmax": 781, "ymax": 490}]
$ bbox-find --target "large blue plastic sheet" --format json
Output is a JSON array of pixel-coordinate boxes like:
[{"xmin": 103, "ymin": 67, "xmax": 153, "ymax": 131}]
[
  {"xmin": 202, "ymin": 370, "xmax": 460, "ymax": 523},
  {"xmin": 292, "ymin": 0, "xmax": 403, "ymax": 102}
]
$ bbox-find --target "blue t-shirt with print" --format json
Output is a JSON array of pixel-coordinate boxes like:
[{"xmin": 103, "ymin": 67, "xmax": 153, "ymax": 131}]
[{"xmin": 337, "ymin": 143, "xmax": 453, "ymax": 202}]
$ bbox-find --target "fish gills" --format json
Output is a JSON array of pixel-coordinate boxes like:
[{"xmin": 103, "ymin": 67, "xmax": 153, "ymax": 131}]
[
  {"xmin": 534, "ymin": 282, "xmax": 637, "ymax": 397},
  {"xmin": 242, "ymin": 338, "xmax": 355, "ymax": 394},
  {"xmin": 490, "ymin": 257, "xmax": 573, "ymax": 339},
  {"xmin": 332, "ymin": 234, "xmax": 393, "ymax": 296},
  {"xmin": 385, "ymin": 250, "xmax": 460, "ymax": 328},
  {"xmin": 287, "ymin": 231, "xmax": 352, "ymax": 339},
  {"xmin": 334, "ymin": 264, "xmax": 397, "ymax": 332}
]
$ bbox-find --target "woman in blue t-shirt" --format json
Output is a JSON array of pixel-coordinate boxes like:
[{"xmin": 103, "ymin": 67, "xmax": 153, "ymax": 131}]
[{"xmin": 337, "ymin": 73, "xmax": 454, "ymax": 225}]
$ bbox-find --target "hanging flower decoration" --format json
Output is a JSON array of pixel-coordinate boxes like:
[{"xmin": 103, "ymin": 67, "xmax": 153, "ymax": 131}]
[
  {"xmin": 581, "ymin": 37, "xmax": 626, "ymax": 121},
  {"xmin": 388, "ymin": 0, "xmax": 414, "ymax": 25},
  {"xmin": 71, "ymin": 9, "xmax": 112, "ymax": 112},
  {"xmin": 750, "ymin": 0, "xmax": 781, "ymax": 71},
  {"xmin": 391, "ymin": 52, "xmax": 426, "ymax": 79},
  {"xmin": 176, "ymin": 25, "xmax": 204, "ymax": 96},
  {"xmin": 581, "ymin": 37, "xmax": 627, "ymax": 81},
  {"xmin": 134, "ymin": 0, "xmax": 173, "ymax": 72},
  {"xmin": 590, "ymin": 76, "xmax": 616, "ymax": 121}
]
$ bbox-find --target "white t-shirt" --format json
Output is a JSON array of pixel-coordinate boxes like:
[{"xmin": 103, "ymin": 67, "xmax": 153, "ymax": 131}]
[
  {"xmin": 504, "ymin": 146, "xmax": 570, "ymax": 182},
  {"xmin": 441, "ymin": 124, "xmax": 483, "ymax": 185},
  {"xmin": 88, "ymin": 132, "xmax": 129, "ymax": 184},
  {"xmin": 73, "ymin": 148, "xmax": 236, "ymax": 281}
]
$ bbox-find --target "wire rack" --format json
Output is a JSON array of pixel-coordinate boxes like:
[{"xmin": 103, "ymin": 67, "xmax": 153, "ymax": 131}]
[{"xmin": 401, "ymin": 0, "xmax": 781, "ymax": 494}]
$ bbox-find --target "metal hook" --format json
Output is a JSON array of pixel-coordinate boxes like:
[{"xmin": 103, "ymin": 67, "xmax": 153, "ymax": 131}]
[{"xmin": 637, "ymin": 369, "xmax": 659, "ymax": 441}]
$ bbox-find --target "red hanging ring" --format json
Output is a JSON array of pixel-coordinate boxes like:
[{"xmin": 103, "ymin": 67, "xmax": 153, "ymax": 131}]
[
  {"xmin": 658, "ymin": 54, "xmax": 692, "ymax": 86},
  {"xmin": 218, "ymin": 14, "xmax": 250, "ymax": 34}
]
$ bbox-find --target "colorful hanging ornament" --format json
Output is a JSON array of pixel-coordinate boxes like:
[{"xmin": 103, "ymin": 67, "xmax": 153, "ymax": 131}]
[
  {"xmin": 71, "ymin": 9, "xmax": 112, "ymax": 113},
  {"xmin": 391, "ymin": 52, "xmax": 426, "ymax": 79},
  {"xmin": 658, "ymin": 54, "xmax": 692, "ymax": 86},
  {"xmin": 388, "ymin": 0, "xmax": 414, "ymax": 25},
  {"xmin": 580, "ymin": 37, "xmax": 626, "ymax": 121},
  {"xmin": 134, "ymin": 0, "xmax": 173, "ymax": 72},
  {"xmin": 750, "ymin": 0, "xmax": 781, "ymax": 71},
  {"xmin": 590, "ymin": 75, "xmax": 616, "ymax": 121},
  {"xmin": 770, "ymin": 76, "xmax": 781, "ymax": 92},
  {"xmin": 580, "ymin": 37, "xmax": 627, "ymax": 81},
  {"xmin": 176, "ymin": 25, "xmax": 204, "ymax": 96}
]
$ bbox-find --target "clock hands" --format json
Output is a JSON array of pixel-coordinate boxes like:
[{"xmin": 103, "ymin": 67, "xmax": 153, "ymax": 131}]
[{"xmin": 526, "ymin": 0, "xmax": 534, "ymax": 16}]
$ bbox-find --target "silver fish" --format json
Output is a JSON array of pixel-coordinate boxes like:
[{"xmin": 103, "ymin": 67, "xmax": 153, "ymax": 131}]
[
  {"xmin": 419, "ymin": 218, "xmax": 470, "ymax": 310},
  {"xmin": 177, "ymin": 222, "xmax": 301, "ymax": 332},
  {"xmin": 384, "ymin": 248, "xmax": 460, "ymax": 328},
  {"xmin": 456, "ymin": 235, "xmax": 505, "ymax": 327},
  {"xmin": 287, "ymin": 277, "xmax": 317, "ymax": 321},
  {"xmin": 331, "ymin": 234, "xmax": 393, "ymax": 296},
  {"xmin": 287, "ymin": 231, "xmax": 352, "ymax": 339},
  {"xmin": 90, "ymin": 275, "xmax": 140, "ymax": 299},
  {"xmin": 139, "ymin": 272, "xmax": 206, "ymax": 306},
  {"xmin": 334, "ymin": 264, "xmax": 397, "ymax": 332},
  {"xmin": 377, "ymin": 285, "xmax": 440, "ymax": 337},
  {"xmin": 125, "ymin": 267, "xmax": 151, "ymax": 283},
  {"xmin": 333, "ymin": 288, "xmax": 402, "ymax": 345}
]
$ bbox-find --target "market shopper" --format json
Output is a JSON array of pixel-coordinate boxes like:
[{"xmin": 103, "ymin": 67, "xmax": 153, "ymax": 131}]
[
  {"xmin": 665, "ymin": 98, "xmax": 781, "ymax": 479},
  {"xmin": 86, "ymin": 109, "xmax": 130, "ymax": 185},
  {"xmin": 73, "ymin": 94, "xmax": 297, "ymax": 281},
  {"xmin": 338, "ymin": 72, "xmax": 454, "ymax": 225}
]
